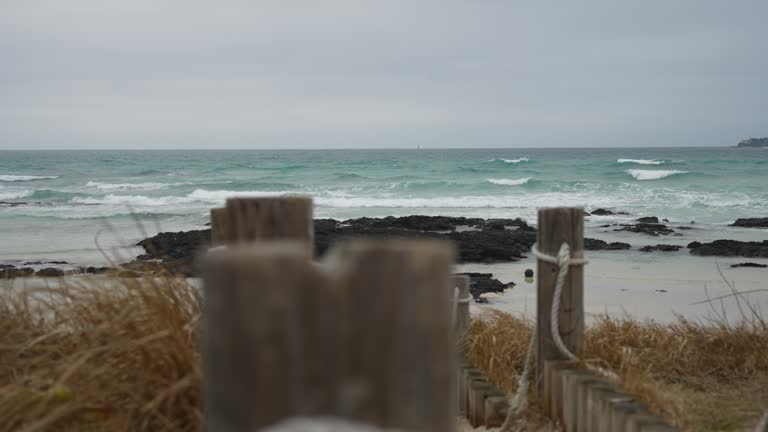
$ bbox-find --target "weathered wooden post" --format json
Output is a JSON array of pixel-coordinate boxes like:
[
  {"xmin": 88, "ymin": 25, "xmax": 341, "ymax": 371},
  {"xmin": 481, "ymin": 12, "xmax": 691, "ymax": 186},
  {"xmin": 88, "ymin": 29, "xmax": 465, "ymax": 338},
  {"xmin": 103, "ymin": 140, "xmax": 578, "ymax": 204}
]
[
  {"xmin": 536, "ymin": 208, "xmax": 585, "ymax": 392},
  {"xmin": 453, "ymin": 275, "xmax": 471, "ymax": 338},
  {"xmin": 327, "ymin": 239, "xmax": 457, "ymax": 432},
  {"xmin": 210, "ymin": 196, "xmax": 313, "ymax": 247},
  {"xmin": 202, "ymin": 235, "xmax": 457, "ymax": 432},
  {"xmin": 201, "ymin": 243, "xmax": 343, "ymax": 431},
  {"xmin": 222, "ymin": 196, "xmax": 314, "ymax": 248},
  {"xmin": 210, "ymin": 207, "xmax": 232, "ymax": 246}
]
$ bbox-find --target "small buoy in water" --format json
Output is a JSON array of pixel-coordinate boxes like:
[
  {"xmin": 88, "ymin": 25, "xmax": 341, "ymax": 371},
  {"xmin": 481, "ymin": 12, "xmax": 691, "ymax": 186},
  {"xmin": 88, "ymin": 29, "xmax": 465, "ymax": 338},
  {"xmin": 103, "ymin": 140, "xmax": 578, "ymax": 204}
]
[{"xmin": 524, "ymin": 269, "xmax": 534, "ymax": 278}]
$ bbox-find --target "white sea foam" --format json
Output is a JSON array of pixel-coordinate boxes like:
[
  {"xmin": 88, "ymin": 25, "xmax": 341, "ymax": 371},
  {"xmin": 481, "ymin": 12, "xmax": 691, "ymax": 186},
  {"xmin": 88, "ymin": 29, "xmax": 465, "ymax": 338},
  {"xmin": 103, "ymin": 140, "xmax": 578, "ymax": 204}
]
[
  {"xmin": 487, "ymin": 157, "xmax": 529, "ymax": 164},
  {"xmin": 626, "ymin": 169, "xmax": 688, "ymax": 181},
  {"xmin": 487, "ymin": 178, "xmax": 532, "ymax": 186},
  {"xmin": 0, "ymin": 175, "xmax": 59, "ymax": 182},
  {"xmin": 70, "ymin": 189, "xmax": 293, "ymax": 207},
  {"xmin": 86, "ymin": 181, "xmax": 179, "ymax": 191},
  {"xmin": 0, "ymin": 188, "xmax": 33, "ymax": 200},
  {"xmin": 617, "ymin": 159, "xmax": 664, "ymax": 165}
]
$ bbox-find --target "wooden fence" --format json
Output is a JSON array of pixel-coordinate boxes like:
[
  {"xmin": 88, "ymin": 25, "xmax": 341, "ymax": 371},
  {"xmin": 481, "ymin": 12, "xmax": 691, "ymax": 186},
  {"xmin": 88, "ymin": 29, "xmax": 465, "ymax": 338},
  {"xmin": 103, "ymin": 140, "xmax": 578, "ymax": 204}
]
[{"xmin": 203, "ymin": 198, "xmax": 677, "ymax": 431}]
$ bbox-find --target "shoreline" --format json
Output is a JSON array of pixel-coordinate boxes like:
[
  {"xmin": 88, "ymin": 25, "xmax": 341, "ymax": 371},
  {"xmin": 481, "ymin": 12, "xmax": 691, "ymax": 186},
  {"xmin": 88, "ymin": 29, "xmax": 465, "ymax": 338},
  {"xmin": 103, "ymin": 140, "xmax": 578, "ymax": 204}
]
[{"xmin": 2, "ymin": 214, "xmax": 767, "ymax": 323}]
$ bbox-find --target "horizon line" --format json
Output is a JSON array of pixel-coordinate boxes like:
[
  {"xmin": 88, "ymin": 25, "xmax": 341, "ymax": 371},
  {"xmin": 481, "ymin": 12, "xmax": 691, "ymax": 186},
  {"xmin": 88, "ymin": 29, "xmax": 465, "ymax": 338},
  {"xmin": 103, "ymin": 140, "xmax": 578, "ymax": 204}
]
[{"xmin": 0, "ymin": 145, "xmax": 740, "ymax": 151}]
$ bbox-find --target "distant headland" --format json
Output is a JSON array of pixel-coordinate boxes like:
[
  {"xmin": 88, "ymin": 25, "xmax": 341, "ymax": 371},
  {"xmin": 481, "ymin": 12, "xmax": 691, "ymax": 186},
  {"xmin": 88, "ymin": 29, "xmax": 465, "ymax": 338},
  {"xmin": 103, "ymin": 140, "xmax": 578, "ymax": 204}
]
[{"xmin": 737, "ymin": 137, "xmax": 768, "ymax": 148}]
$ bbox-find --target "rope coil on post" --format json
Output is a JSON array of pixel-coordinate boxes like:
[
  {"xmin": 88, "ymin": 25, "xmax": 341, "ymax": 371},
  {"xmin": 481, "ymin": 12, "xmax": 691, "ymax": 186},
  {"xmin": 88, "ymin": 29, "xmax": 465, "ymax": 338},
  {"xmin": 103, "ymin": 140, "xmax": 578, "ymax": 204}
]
[{"xmin": 499, "ymin": 242, "xmax": 595, "ymax": 431}]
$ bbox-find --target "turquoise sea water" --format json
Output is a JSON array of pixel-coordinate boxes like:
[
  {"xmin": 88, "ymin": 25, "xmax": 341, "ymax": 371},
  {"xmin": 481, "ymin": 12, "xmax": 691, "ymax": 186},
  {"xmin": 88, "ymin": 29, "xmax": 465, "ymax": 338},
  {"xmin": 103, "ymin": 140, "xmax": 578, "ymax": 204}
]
[{"xmin": 1, "ymin": 148, "xmax": 767, "ymax": 264}]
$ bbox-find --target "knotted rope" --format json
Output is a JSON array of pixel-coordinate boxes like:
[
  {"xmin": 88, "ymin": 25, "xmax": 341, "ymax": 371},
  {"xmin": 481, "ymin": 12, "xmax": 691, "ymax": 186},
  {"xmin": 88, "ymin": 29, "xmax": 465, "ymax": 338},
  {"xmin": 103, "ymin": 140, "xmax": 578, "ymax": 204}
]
[{"xmin": 499, "ymin": 242, "xmax": 606, "ymax": 431}]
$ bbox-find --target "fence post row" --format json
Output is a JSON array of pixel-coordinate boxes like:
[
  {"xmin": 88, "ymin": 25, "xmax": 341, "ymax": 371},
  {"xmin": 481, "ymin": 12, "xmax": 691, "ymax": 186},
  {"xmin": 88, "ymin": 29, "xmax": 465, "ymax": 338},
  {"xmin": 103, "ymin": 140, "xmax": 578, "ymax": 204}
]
[{"xmin": 202, "ymin": 197, "xmax": 457, "ymax": 432}]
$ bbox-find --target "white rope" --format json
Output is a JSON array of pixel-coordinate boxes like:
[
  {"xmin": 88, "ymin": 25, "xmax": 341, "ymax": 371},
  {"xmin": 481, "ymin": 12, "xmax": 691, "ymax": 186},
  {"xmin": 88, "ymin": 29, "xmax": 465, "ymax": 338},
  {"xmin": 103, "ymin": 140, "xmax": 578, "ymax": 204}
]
[{"xmin": 500, "ymin": 242, "xmax": 614, "ymax": 430}]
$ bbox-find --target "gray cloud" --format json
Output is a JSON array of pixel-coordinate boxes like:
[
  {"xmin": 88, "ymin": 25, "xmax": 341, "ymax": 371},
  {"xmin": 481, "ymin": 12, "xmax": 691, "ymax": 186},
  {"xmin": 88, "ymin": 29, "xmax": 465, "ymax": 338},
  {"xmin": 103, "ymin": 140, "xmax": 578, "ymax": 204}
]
[{"xmin": 1, "ymin": 0, "xmax": 767, "ymax": 149}]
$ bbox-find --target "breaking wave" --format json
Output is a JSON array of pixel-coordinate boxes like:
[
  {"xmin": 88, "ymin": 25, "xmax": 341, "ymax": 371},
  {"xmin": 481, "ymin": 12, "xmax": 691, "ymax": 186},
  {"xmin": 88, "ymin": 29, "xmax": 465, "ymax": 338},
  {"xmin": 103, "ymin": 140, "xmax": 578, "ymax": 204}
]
[
  {"xmin": 626, "ymin": 169, "xmax": 689, "ymax": 181},
  {"xmin": 487, "ymin": 157, "xmax": 529, "ymax": 164},
  {"xmin": 86, "ymin": 181, "xmax": 179, "ymax": 191},
  {"xmin": 0, "ymin": 175, "xmax": 60, "ymax": 182},
  {"xmin": 617, "ymin": 159, "xmax": 664, "ymax": 165},
  {"xmin": 487, "ymin": 177, "xmax": 532, "ymax": 186}
]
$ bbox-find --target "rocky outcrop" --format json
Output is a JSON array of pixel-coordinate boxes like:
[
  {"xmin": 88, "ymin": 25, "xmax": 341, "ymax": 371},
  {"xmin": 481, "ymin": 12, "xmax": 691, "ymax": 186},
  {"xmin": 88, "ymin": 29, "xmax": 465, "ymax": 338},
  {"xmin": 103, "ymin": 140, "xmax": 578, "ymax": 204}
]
[
  {"xmin": 312, "ymin": 216, "xmax": 537, "ymax": 263},
  {"xmin": 0, "ymin": 266, "xmax": 34, "ymax": 278},
  {"xmin": 730, "ymin": 262, "xmax": 767, "ymax": 268},
  {"xmin": 639, "ymin": 244, "xmax": 683, "ymax": 252},
  {"xmin": 737, "ymin": 138, "xmax": 768, "ymax": 148},
  {"xmin": 134, "ymin": 217, "xmax": 540, "ymax": 276},
  {"xmin": 35, "ymin": 268, "xmax": 65, "ymax": 277},
  {"xmin": 635, "ymin": 216, "xmax": 659, "ymax": 224},
  {"xmin": 590, "ymin": 208, "xmax": 628, "ymax": 216},
  {"xmin": 688, "ymin": 240, "xmax": 768, "ymax": 258},
  {"xmin": 584, "ymin": 239, "xmax": 632, "ymax": 251},
  {"xmin": 455, "ymin": 272, "xmax": 515, "ymax": 301},
  {"xmin": 615, "ymin": 223, "xmax": 676, "ymax": 236},
  {"xmin": 730, "ymin": 218, "xmax": 768, "ymax": 228}
]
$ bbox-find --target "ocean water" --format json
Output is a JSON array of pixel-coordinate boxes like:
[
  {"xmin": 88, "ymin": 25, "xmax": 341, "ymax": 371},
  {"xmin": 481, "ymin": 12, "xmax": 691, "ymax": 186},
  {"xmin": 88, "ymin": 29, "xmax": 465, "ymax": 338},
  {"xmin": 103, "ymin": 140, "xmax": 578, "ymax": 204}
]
[{"xmin": 1, "ymin": 148, "xmax": 767, "ymax": 265}]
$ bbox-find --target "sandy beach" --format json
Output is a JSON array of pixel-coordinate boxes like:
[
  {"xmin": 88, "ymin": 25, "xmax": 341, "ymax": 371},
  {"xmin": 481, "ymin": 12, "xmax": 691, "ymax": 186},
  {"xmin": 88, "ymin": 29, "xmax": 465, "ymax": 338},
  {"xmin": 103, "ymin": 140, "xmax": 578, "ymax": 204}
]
[{"xmin": 459, "ymin": 250, "xmax": 768, "ymax": 323}]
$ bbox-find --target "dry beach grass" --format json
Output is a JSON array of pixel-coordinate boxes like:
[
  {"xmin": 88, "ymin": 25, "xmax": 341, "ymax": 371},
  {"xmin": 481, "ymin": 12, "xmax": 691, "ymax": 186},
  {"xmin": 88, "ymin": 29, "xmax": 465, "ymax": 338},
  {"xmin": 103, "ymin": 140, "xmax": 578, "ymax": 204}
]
[
  {"xmin": 464, "ymin": 309, "xmax": 768, "ymax": 431},
  {"xmin": 0, "ymin": 276, "xmax": 201, "ymax": 431},
  {"xmin": 1, "ymin": 274, "xmax": 766, "ymax": 431}
]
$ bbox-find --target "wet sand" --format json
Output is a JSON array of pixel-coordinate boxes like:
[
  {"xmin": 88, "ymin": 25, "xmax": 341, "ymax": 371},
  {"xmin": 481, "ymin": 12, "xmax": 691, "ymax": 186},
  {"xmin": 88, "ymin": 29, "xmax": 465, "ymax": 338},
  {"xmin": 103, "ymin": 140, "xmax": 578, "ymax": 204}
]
[{"xmin": 458, "ymin": 250, "xmax": 768, "ymax": 323}]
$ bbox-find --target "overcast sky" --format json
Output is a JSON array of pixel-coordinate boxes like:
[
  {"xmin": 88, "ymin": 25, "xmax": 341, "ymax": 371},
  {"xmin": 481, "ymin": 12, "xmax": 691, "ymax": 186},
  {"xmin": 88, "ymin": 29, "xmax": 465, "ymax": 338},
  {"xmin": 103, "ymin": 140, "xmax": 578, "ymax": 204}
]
[{"xmin": 1, "ymin": 1, "xmax": 767, "ymax": 149}]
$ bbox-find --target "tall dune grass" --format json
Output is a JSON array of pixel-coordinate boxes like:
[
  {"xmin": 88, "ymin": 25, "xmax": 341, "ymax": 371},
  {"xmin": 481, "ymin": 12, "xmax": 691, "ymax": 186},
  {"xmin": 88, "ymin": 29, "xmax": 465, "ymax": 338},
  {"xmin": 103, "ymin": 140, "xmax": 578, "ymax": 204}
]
[
  {"xmin": 464, "ymin": 309, "xmax": 768, "ymax": 431},
  {"xmin": 0, "ymin": 276, "xmax": 201, "ymax": 432},
  {"xmin": 2, "ymin": 273, "xmax": 766, "ymax": 431}
]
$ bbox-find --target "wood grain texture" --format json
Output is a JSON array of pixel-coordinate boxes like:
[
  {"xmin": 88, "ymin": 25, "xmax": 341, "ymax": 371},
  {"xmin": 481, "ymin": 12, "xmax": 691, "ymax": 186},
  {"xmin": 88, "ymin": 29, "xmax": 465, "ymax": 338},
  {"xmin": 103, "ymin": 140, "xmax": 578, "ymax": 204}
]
[
  {"xmin": 536, "ymin": 207, "xmax": 585, "ymax": 393},
  {"xmin": 226, "ymin": 196, "xmax": 314, "ymax": 250},
  {"xmin": 201, "ymin": 243, "xmax": 342, "ymax": 431},
  {"xmin": 326, "ymin": 239, "xmax": 456, "ymax": 432}
]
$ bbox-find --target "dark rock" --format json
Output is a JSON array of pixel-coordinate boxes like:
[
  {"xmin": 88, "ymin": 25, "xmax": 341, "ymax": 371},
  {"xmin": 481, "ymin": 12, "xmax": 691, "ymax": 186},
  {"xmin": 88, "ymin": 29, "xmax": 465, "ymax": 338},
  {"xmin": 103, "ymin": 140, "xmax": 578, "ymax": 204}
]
[
  {"xmin": 1, "ymin": 267, "xmax": 35, "ymax": 278},
  {"xmin": 730, "ymin": 262, "xmax": 768, "ymax": 268},
  {"xmin": 730, "ymin": 218, "xmax": 768, "ymax": 228},
  {"xmin": 483, "ymin": 220, "xmax": 507, "ymax": 231},
  {"xmin": 591, "ymin": 208, "xmax": 628, "ymax": 216},
  {"xmin": 136, "ymin": 229, "xmax": 211, "ymax": 262},
  {"xmin": 584, "ymin": 239, "xmax": 630, "ymax": 251},
  {"xmin": 524, "ymin": 269, "xmax": 534, "ymax": 278},
  {"xmin": 675, "ymin": 226, "xmax": 695, "ymax": 230},
  {"xmin": 84, "ymin": 266, "xmax": 113, "ymax": 274},
  {"xmin": 615, "ymin": 223, "xmax": 675, "ymax": 236},
  {"xmin": 687, "ymin": 241, "xmax": 703, "ymax": 249},
  {"xmin": 656, "ymin": 289, "xmax": 668, "ymax": 293},
  {"xmin": 584, "ymin": 238, "xmax": 608, "ymax": 250},
  {"xmin": 639, "ymin": 244, "xmax": 683, "ymax": 252},
  {"xmin": 599, "ymin": 224, "xmax": 611, "ymax": 228},
  {"xmin": 636, "ymin": 216, "xmax": 659, "ymax": 223},
  {"xmin": 689, "ymin": 240, "xmax": 768, "ymax": 258},
  {"xmin": 448, "ymin": 229, "xmax": 535, "ymax": 262},
  {"xmin": 454, "ymin": 272, "xmax": 514, "ymax": 300},
  {"xmin": 133, "ymin": 216, "xmax": 606, "ymax": 277},
  {"xmin": 0, "ymin": 264, "xmax": 15, "ymax": 270},
  {"xmin": 662, "ymin": 218, "xmax": 670, "ymax": 223},
  {"xmin": 605, "ymin": 242, "xmax": 631, "ymax": 250},
  {"xmin": 36, "ymin": 268, "xmax": 65, "ymax": 277}
]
